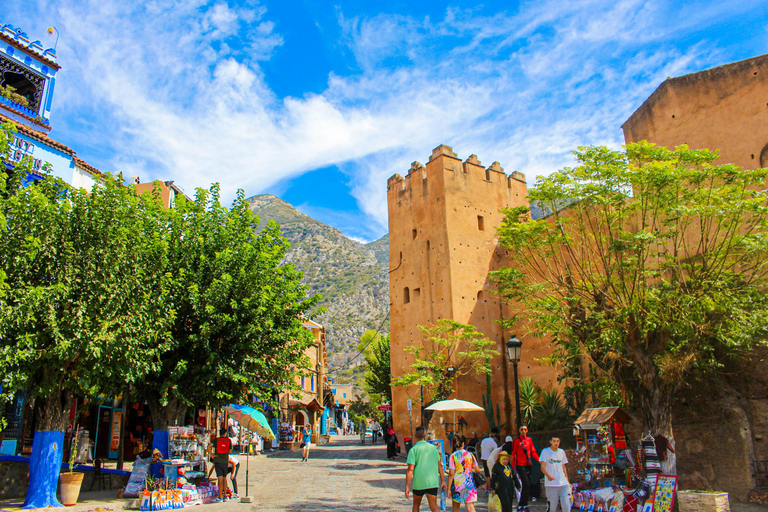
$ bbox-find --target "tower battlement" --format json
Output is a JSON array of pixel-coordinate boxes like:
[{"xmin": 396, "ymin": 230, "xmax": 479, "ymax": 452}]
[{"xmin": 387, "ymin": 144, "xmax": 527, "ymax": 202}]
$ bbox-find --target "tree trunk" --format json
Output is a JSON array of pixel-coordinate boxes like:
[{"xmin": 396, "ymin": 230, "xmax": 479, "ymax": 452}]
[
  {"xmin": 146, "ymin": 396, "xmax": 187, "ymax": 478},
  {"xmin": 633, "ymin": 349, "xmax": 676, "ymax": 474},
  {"xmin": 23, "ymin": 389, "xmax": 74, "ymax": 509}
]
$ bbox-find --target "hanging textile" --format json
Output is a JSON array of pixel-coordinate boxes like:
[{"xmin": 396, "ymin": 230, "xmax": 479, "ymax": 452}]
[
  {"xmin": 642, "ymin": 434, "xmax": 661, "ymax": 489},
  {"xmin": 614, "ymin": 422, "xmax": 627, "ymax": 449}
]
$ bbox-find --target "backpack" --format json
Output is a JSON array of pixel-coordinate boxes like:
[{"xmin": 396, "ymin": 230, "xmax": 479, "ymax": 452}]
[{"xmin": 215, "ymin": 437, "xmax": 231, "ymax": 454}]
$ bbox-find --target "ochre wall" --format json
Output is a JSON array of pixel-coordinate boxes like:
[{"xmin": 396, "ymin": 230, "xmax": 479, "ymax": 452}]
[
  {"xmin": 622, "ymin": 54, "xmax": 768, "ymax": 171},
  {"xmin": 387, "ymin": 145, "xmax": 558, "ymax": 439},
  {"xmin": 622, "ymin": 53, "xmax": 768, "ymax": 501}
]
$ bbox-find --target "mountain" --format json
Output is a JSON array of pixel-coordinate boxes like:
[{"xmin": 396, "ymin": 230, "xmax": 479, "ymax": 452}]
[{"xmin": 246, "ymin": 195, "xmax": 390, "ymax": 369}]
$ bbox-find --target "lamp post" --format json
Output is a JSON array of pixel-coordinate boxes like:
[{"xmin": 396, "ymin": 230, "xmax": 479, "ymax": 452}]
[{"xmin": 506, "ymin": 335, "xmax": 523, "ymax": 428}]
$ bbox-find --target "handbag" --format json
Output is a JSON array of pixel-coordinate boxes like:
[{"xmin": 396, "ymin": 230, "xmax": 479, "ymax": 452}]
[
  {"xmin": 299, "ymin": 442, "xmax": 305, "ymax": 449},
  {"xmin": 469, "ymin": 452, "xmax": 486, "ymax": 487}
]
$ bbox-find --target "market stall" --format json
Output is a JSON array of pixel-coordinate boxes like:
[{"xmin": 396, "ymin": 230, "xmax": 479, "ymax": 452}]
[
  {"xmin": 570, "ymin": 407, "xmax": 678, "ymax": 512},
  {"xmin": 573, "ymin": 406, "xmax": 631, "ymax": 485}
]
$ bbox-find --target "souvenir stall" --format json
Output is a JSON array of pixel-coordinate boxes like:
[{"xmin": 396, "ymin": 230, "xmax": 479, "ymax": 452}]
[
  {"xmin": 124, "ymin": 425, "xmax": 217, "ymax": 509},
  {"xmin": 571, "ymin": 407, "xmax": 641, "ymax": 511}
]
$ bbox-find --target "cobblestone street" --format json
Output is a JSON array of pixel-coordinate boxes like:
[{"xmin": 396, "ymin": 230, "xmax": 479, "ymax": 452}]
[{"xmin": 244, "ymin": 435, "xmax": 548, "ymax": 512}]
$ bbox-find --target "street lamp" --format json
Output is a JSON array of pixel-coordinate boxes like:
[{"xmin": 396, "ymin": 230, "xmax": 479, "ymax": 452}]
[{"xmin": 506, "ymin": 335, "xmax": 523, "ymax": 428}]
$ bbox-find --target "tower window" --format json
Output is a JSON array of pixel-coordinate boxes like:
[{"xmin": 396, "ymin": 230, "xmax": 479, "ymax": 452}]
[
  {"xmin": 485, "ymin": 168, "xmax": 491, "ymax": 181},
  {"xmin": 404, "ymin": 287, "xmax": 410, "ymax": 304},
  {"xmin": 413, "ymin": 288, "xmax": 421, "ymax": 299},
  {"xmin": 412, "ymin": 229, "xmax": 417, "ymax": 239},
  {"xmin": 478, "ymin": 216, "xmax": 485, "ymax": 231}
]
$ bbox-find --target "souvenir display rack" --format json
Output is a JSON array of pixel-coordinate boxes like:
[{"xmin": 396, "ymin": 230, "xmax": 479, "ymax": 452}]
[{"xmin": 573, "ymin": 406, "xmax": 632, "ymax": 487}]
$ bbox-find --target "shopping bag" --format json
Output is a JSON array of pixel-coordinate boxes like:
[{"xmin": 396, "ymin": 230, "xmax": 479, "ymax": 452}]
[
  {"xmin": 622, "ymin": 495, "xmax": 639, "ymax": 512},
  {"xmin": 488, "ymin": 493, "xmax": 502, "ymax": 512},
  {"xmin": 139, "ymin": 491, "xmax": 152, "ymax": 512}
]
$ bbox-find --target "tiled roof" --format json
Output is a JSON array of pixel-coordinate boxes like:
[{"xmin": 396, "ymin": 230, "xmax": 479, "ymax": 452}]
[
  {"xmin": 0, "ymin": 113, "xmax": 104, "ymax": 178},
  {"xmin": 0, "ymin": 27, "xmax": 60, "ymax": 70},
  {"xmin": 72, "ymin": 156, "xmax": 104, "ymax": 177},
  {"xmin": 0, "ymin": 113, "xmax": 73, "ymax": 155}
]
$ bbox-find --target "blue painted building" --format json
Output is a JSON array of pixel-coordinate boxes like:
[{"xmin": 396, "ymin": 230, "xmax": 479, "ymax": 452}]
[
  {"xmin": 0, "ymin": 22, "xmax": 104, "ymax": 458},
  {"xmin": 0, "ymin": 22, "xmax": 102, "ymax": 190}
]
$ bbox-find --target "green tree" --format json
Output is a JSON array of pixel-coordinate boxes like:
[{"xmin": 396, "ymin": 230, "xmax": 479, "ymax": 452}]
[
  {"xmin": 359, "ymin": 330, "xmax": 391, "ymax": 403},
  {"xmin": 0, "ymin": 129, "xmax": 173, "ymax": 507},
  {"xmin": 134, "ymin": 184, "xmax": 319, "ymax": 460},
  {"xmin": 393, "ymin": 319, "xmax": 497, "ymax": 427},
  {"xmin": 494, "ymin": 142, "xmax": 768, "ymax": 449}
]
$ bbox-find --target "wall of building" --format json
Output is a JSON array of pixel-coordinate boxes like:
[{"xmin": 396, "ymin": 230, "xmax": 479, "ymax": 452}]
[
  {"xmin": 387, "ymin": 144, "xmax": 558, "ymax": 439},
  {"xmin": 622, "ymin": 54, "xmax": 768, "ymax": 171},
  {"xmin": 622, "ymin": 53, "xmax": 768, "ymax": 500}
]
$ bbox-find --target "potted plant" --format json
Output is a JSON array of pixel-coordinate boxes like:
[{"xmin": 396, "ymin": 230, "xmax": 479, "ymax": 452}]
[{"xmin": 59, "ymin": 427, "xmax": 85, "ymax": 506}]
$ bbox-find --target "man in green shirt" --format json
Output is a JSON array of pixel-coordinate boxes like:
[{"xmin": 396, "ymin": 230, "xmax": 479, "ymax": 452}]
[{"xmin": 405, "ymin": 426, "xmax": 445, "ymax": 512}]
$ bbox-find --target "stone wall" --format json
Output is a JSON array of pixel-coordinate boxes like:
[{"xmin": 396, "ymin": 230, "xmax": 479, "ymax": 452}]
[
  {"xmin": 0, "ymin": 461, "xmax": 129, "ymax": 500},
  {"xmin": 0, "ymin": 460, "xmax": 28, "ymax": 499}
]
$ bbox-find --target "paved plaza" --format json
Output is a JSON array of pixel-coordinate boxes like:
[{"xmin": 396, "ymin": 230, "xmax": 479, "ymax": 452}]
[{"xmin": 2, "ymin": 436, "xmax": 762, "ymax": 512}]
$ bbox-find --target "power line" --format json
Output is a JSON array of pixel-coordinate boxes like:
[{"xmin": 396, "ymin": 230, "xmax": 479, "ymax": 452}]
[{"xmin": 327, "ymin": 310, "xmax": 390, "ymax": 372}]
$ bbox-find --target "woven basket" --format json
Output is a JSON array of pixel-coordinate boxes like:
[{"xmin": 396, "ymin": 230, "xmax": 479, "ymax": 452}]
[{"xmin": 677, "ymin": 490, "xmax": 730, "ymax": 512}]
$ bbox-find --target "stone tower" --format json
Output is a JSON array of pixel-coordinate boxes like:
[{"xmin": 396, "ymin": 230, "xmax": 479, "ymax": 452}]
[{"xmin": 387, "ymin": 144, "xmax": 555, "ymax": 437}]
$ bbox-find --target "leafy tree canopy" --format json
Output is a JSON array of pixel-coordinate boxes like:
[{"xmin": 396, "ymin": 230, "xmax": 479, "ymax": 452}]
[
  {"xmin": 393, "ymin": 319, "xmax": 497, "ymax": 426},
  {"xmin": 0, "ymin": 127, "xmax": 174, "ymax": 431},
  {"xmin": 135, "ymin": 184, "xmax": 320, "ymax": 428},
  {"xmin": 358, "ymin": 330, "xmax": 392, "ymax": 403},
  {"xmin": 493, "ymin": 142, "xmax": 768, "ymax": 436}
]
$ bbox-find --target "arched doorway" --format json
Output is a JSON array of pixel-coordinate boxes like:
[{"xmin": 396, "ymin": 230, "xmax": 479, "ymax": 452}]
[{"xmin": 295, "ymin": 410, "xmax": 308, "ymax": 428}]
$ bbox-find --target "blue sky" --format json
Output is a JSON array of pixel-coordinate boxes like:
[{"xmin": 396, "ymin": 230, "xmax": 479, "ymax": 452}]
[{"xmin": 2, "ymin": 1, "xmax": 767, "ymax": 241}]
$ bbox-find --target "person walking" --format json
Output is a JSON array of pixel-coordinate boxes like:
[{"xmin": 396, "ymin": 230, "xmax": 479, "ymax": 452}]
[
  {"xmin": 511, "ymin": 425, "xmax": 539, "ymax": 512},
  {"xmin": 466, "ymin": 432, "xmax": 479, "ymax": 454},
  {"xmin": 301, "ymin": 426, "xmax": 312, "ymax": 462},
  {"xmin": 491, "ymin": 451, "xmax": 520, "ymax": 512},
  {"xmin": 446, "ymin": 435, "xmax": 481, "ymax": 512},
  {"xmin": 480, "ymin": 428, "xmax": 499, "ymax": 491},
  {"xmin": 387, "ymin": 425, "xmax": 398, "ymax": 460},
  {"xmin": 539, "ymin": 436, "xmax": 571, "ymax": 511},
  {"xmin": 208, "ymin": 428, "xmax": 231, "ymax": 502},
  {"xmin": 227, "ymin": 454, "xmax": 241, "ymax": 498},
  {"xmin": 405, "ymin": 426, "xmax": 446, "ymax": 512}
]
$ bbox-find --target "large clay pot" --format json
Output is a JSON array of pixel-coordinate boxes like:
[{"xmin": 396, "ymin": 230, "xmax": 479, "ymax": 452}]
[{"xmin": 59, "ymin": 472, "xmax": 84, "ymax": 506}]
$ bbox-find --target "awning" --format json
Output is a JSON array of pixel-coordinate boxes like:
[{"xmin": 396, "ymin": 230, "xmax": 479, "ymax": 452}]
[
  {"xmin": 288, "ymin": 397, "xmax": 324, "ymax": 412},
  {"xmin": 574, "ymin": 407, "xmax": 631, "ymax": 429}
]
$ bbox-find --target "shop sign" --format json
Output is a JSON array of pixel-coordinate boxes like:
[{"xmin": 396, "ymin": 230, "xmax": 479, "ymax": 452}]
[
  {"xmin": 377, "ymin": 404, "xmax": 392, "ymax": 411},
  {"xmin": 110, "ymin": 411, "xmax": 122, "ymax": 452},
  {"xmin": 10, "ymin": 136, "xmax": 43, "ymax": 171}
]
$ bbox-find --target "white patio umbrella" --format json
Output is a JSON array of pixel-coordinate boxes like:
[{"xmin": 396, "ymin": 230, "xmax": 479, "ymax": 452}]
[{"xmin": 425, "ymin": 399, "xmax": 484, "ymax": 435}]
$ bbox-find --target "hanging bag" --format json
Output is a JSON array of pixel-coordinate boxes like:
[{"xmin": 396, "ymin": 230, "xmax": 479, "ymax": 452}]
[{"xmin": 469, "ymin": 451, "xmax": 487, "ymax": 487}]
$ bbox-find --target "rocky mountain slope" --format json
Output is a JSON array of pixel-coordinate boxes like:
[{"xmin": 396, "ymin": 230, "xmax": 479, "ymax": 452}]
[{"xmin": 246, "ymin": 195, "xmax": 390, "ymax": 368}]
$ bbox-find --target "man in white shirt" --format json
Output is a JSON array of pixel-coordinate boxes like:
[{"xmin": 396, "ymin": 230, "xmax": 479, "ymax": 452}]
[
  {"xmin": 539, "ymin": 435, "xmax": 571, "ymax": 511},
  {"xmin": 479, "ymin": 428, "xmax": 499, "ymax": 490}
]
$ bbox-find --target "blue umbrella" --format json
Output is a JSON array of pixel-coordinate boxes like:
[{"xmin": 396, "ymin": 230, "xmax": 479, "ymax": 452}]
[
  {"xmin": 224, "ymin": 404, "xmax": 276, "ymax": 440},
  {"xmin": 224, "ymin": 404, "xmax": 276, "ymax": 501}
]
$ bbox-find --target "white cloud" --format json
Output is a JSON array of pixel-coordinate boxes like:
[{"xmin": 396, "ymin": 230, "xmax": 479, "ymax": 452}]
[{"xmin": 1, "ymin": 0, "xmax": 758, "ymax": 240}]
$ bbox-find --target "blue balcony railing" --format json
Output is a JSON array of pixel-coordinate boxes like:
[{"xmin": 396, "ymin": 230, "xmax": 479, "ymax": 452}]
[{"xmin": 0, "ymin": 95, "xmax": 50, "ymax": 126}]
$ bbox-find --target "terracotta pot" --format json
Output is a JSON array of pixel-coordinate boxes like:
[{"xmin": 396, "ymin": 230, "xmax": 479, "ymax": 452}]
[{"xmin": 59, "ymin": 471, "xmax": 84, "ymax": 506}]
